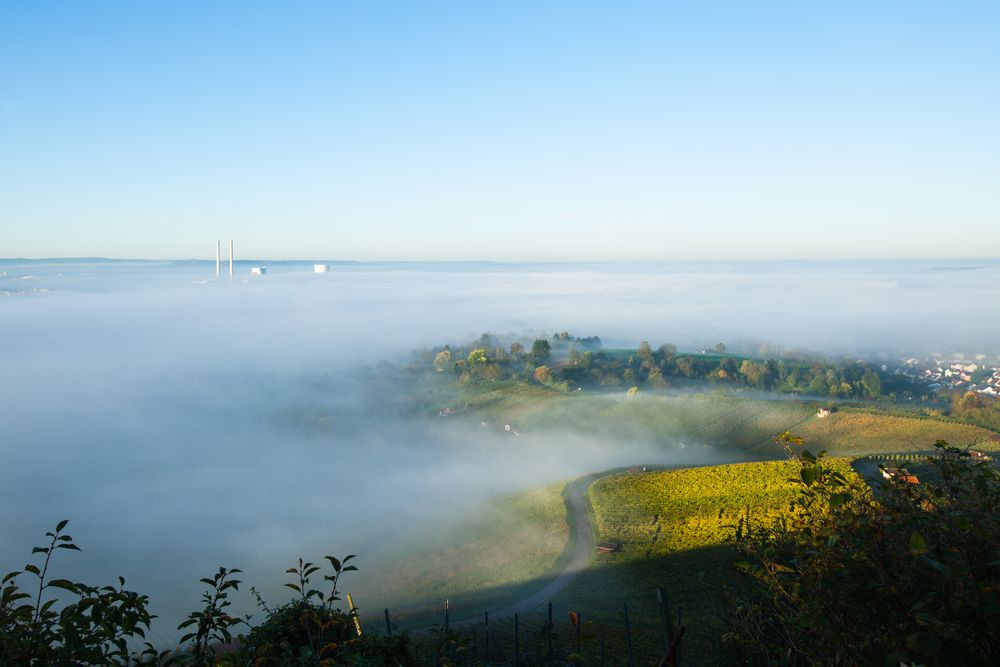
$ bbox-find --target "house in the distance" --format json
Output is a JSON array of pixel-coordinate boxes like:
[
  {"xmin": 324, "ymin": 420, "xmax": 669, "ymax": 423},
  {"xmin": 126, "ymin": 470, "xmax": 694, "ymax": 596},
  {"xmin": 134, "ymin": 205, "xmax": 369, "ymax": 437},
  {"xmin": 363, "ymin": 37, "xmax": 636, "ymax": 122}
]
[{"xmin": 816, "ymin": 407, "xmax": 833, "ymax": 418}]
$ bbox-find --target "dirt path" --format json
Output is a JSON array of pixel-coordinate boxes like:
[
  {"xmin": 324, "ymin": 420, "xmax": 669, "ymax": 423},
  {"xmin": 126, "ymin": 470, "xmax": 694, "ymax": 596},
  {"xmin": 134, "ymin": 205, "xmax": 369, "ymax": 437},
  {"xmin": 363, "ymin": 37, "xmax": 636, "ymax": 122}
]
[
  {"xmin": 442, "ymin": 472, "xmax": 607, "ymax": 628},
  {"xmin": 490, "ymin": 474, "xmax": 598, "ymax": 617}
]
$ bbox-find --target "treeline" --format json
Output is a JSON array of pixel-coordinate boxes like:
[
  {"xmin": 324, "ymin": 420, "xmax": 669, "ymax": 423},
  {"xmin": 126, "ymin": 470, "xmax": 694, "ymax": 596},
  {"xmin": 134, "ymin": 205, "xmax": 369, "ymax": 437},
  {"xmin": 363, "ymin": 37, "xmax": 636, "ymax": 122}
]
[
  {"xmin": 951, "ymin": 390, "xmax": 1000, "ymax": 432},
  {"xmin": 411, "ymin": 331, "xmax": 921, "ymax": 401}
]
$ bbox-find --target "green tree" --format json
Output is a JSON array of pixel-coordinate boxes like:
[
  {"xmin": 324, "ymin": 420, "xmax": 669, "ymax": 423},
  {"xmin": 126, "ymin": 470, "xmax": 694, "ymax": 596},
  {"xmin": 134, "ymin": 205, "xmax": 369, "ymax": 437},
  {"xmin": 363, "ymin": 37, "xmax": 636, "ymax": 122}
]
[
  {"xmin": 637, "ymin": 341, "xmax": 654, "ymax": 372},
  {"xmin": 714, "ymin": 342, "xmax": 727, "ymax": 353},
  {"xmin": 531, "ymin": 339, "xmax": 551, "ymax": 363},
  {"xmin": 739, "ymin": 360, "xmax": 768, "ymax": 387},
  {"xmin": 658, "ymin": 343, "xmax": 678, "ymax": 361},
  {"xmin": 466, "ymin": 348, "xmax": 488, "ymax": 366},
  {"xmin": 861, "ymin": 370, "xmax": 883, "ymax": 398}
]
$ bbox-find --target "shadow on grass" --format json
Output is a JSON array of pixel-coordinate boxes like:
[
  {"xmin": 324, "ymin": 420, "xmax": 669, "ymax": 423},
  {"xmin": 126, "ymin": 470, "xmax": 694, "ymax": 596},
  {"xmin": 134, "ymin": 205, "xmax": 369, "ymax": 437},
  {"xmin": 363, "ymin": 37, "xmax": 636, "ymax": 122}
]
[{"xmin": 375, "ymin": 543, "xmax": 742, "ymax": 666}]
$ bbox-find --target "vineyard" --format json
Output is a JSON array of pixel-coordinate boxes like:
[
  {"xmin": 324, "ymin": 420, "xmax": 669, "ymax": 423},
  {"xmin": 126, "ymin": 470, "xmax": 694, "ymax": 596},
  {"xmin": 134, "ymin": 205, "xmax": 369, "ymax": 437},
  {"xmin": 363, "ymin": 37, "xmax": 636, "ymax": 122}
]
[
  {"xmin": 794, "ymin": 410, "xmax": 994, "ymax": 454},
  {"xmin": 513, "ymin": 393, "xmax": 814, "ymax": 457},
  {"xmin": 453, "ymin": 383, "xmax": 1000, "ymax": 461},
  {"xmin": 549, "ymin": 459, "xmax": 858, "ymax": 664},
  {"xmin": 458, "ymin": 380, "xmax": 566, "ymax": 421}
]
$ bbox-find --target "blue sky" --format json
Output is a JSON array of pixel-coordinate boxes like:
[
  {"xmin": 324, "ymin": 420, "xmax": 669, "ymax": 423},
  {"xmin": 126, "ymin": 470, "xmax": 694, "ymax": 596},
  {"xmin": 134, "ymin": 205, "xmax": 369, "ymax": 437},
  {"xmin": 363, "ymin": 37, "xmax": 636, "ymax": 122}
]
[{"xmin": 1, "ymin": 1, "xmax": 998, "ymax": 261}]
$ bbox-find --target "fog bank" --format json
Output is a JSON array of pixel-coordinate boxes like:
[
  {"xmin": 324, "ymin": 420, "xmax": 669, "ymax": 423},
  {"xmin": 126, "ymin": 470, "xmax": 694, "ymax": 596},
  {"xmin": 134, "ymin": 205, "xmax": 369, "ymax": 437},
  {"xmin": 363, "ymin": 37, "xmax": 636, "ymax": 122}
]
[{"xmin": 1, "ymin": 258, "xmax": 998, "ymax": 643}]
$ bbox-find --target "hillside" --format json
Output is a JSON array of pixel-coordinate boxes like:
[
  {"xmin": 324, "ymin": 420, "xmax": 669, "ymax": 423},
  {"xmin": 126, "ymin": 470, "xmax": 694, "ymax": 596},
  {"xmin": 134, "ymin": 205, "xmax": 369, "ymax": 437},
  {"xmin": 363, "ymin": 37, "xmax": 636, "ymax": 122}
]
[{"xmin": 548, "ymin": 460, "xmax": 834, "ymax": 664}]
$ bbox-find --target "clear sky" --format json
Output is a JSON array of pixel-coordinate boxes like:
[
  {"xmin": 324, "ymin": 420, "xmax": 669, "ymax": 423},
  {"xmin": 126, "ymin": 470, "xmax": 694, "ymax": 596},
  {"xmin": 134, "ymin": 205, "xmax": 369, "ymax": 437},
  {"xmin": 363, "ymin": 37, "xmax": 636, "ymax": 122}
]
[{"xmin": 1, "ymin": 1, "xmax": 998, "ymax": 261}]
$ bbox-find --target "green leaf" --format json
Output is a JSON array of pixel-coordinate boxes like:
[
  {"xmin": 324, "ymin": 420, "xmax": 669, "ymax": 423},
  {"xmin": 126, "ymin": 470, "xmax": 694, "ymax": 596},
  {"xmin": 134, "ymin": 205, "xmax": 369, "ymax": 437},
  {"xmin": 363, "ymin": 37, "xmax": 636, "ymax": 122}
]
[
  {"xmin": 57, "ymin": 543, "xmax": 82, "ymax": 551},
  {"xmin": 47, "ymin": 579, "xmax": 78, "ymax": 593},
  {"xmin": 909, "ymin": 531, "xmax": 928, "ymax": 555},
  {"xmin": 800, "ymin": 467, "xmax": 817, "ymax": 486},
  {"xmin": 31, "ymin": 547, "xmax": 49, "ymax": 555},
  {"xmin": 24, "ymin": 564, "xmax": 41, "ymax": 576},
  {"xmin": 56, "ymin": 519, "xmax": 69, "ymax": 533}
]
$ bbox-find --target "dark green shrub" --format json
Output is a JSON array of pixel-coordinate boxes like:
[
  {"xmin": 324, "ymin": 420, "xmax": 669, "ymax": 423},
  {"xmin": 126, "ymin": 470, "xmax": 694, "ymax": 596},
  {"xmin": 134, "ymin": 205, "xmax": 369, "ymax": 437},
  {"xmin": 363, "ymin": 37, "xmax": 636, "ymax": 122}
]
[{"xmin": 729, "ymin": 434, "xmax": 1000, "ymax": 665}]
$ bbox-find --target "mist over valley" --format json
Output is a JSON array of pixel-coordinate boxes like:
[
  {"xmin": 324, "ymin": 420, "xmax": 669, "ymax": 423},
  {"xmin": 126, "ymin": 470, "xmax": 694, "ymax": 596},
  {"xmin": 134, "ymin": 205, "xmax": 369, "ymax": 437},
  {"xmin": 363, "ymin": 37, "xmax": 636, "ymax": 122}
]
[{"xmin": 3, "ymin": 259, "xmax": 1000, "ymax": 648}]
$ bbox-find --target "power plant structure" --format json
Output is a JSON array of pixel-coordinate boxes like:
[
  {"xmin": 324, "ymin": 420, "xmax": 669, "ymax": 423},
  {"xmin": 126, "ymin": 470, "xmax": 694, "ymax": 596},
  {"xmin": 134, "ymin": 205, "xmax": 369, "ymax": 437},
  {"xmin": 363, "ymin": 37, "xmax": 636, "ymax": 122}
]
[
  {"xmin": 213, "ymin": 240, "xmax": 235, "ymax": 280},
  {"xmin": 213, "ymin": 242, "xmax": 333, "ymax": 278}
]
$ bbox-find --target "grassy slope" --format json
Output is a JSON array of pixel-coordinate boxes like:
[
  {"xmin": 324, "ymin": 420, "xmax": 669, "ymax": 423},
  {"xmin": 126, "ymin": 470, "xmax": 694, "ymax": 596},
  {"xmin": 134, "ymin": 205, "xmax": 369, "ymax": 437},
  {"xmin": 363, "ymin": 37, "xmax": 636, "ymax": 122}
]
[
  {"xmin": 361, "ymin": 382, "xmax": 995, "ymax": 652},
  {"xmin": 552, "ymin": 460, "xmax": 855, "ymax": 665},
  {"xmin": 358, "ymin": 481, "xmax": 569, "ymax": 626},
  {"xmin": 459, "ymin": 381, "xmax": 997, "ymax": 458},
  {"xmin": 458, "ymin": 380, "xmax": 566, "ymax": 421}
]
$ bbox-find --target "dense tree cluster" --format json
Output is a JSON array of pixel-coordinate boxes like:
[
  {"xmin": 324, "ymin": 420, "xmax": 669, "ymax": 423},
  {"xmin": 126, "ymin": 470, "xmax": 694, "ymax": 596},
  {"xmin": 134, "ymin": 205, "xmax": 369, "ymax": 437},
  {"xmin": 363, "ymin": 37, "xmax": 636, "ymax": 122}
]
[
  {"xmin": 950, "ymin": 390, "xmax": 1000, "ymax": 431},
  {"xmin": 412, "ymin": 332, "xmax": 918, "ymax": 401}
]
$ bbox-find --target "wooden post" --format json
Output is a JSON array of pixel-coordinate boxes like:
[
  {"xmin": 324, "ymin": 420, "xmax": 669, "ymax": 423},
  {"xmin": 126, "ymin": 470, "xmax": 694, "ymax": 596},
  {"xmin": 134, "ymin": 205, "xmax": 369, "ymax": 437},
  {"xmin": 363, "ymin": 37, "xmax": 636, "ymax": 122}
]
[
  {"xmin": 677, "ymin": 606, "xmax": 683, "ymax": 667},
  {"xmin": 384, "ymin": 608, "xmax": 392, "ymax": 637},
  {"xmin": 575, "ymin": 612, "xmax": 581, "ymax": 655},
  {"xmin": 445, "ymin": 599, "xmax": 450, "ymax": 632},
  {"xmin": 624, "ymin": 601, "xmax": 635, "ymax": 667},
  {"xmin": 514, "ymin": 613, "xmax": 520, "ymax": 667},
  {"xmin": 346, "ymin": 593, "xmax": 362, "ymax": 637},
  {"xmin": 547, "ymin": 602, "xmax": 553, "ymax": 665},
  {"xmin": 656, "ymin": 587, "xmax": 673, "ymax": 653}
]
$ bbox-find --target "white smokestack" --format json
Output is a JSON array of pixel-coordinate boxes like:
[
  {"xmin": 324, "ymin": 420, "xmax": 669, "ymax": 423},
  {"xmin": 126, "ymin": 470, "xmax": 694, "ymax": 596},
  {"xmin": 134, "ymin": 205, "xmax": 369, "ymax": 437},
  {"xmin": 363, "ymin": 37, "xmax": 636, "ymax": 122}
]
[
  {"xmin": 229, "ymin": 240, "xmax": 234, "ymax": 279},
  {"xmin": 215, "ymin": 241, "xmax": 220, "ymax": 278}
]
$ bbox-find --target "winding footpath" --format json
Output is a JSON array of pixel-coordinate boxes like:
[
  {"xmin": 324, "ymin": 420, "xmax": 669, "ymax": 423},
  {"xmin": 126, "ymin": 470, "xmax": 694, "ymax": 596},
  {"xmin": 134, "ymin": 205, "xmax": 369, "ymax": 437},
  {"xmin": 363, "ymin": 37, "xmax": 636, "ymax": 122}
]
[{"xmin": 445, "ymin": 472, "xmax": 611, "ymax": 627}]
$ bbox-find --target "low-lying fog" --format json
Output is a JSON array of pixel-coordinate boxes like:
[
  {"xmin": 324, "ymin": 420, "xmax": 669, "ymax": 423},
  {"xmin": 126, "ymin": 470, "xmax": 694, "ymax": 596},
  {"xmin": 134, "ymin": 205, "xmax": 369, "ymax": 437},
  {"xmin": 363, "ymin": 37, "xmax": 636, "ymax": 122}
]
[{"xmin": 2, "ymin": 258, "xmax": 998, "ymax": 644}]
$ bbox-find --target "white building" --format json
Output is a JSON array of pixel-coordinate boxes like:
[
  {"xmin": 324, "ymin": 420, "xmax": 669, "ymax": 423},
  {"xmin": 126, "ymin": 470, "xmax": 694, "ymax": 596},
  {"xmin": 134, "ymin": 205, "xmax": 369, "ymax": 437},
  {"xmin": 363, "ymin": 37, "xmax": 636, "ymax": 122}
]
[
  {"xmin": 313, "ymin": 264, "xmax": 330, "ymax": 273},
  {"xmin": 250, "ymin": 267, "xmax": 267, "ymax": 276}
]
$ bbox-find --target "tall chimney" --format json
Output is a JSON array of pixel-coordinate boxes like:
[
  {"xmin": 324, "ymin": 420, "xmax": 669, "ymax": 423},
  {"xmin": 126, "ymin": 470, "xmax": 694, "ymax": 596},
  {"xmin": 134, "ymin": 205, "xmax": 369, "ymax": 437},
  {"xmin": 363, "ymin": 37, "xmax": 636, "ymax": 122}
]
[
  {"xmin": 215, "ymin": 241, "xmax": 221, "ymax": 278},
  {"xmin": 229, "ymin": 240, "xmax": 234, "ymax": 279}
]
